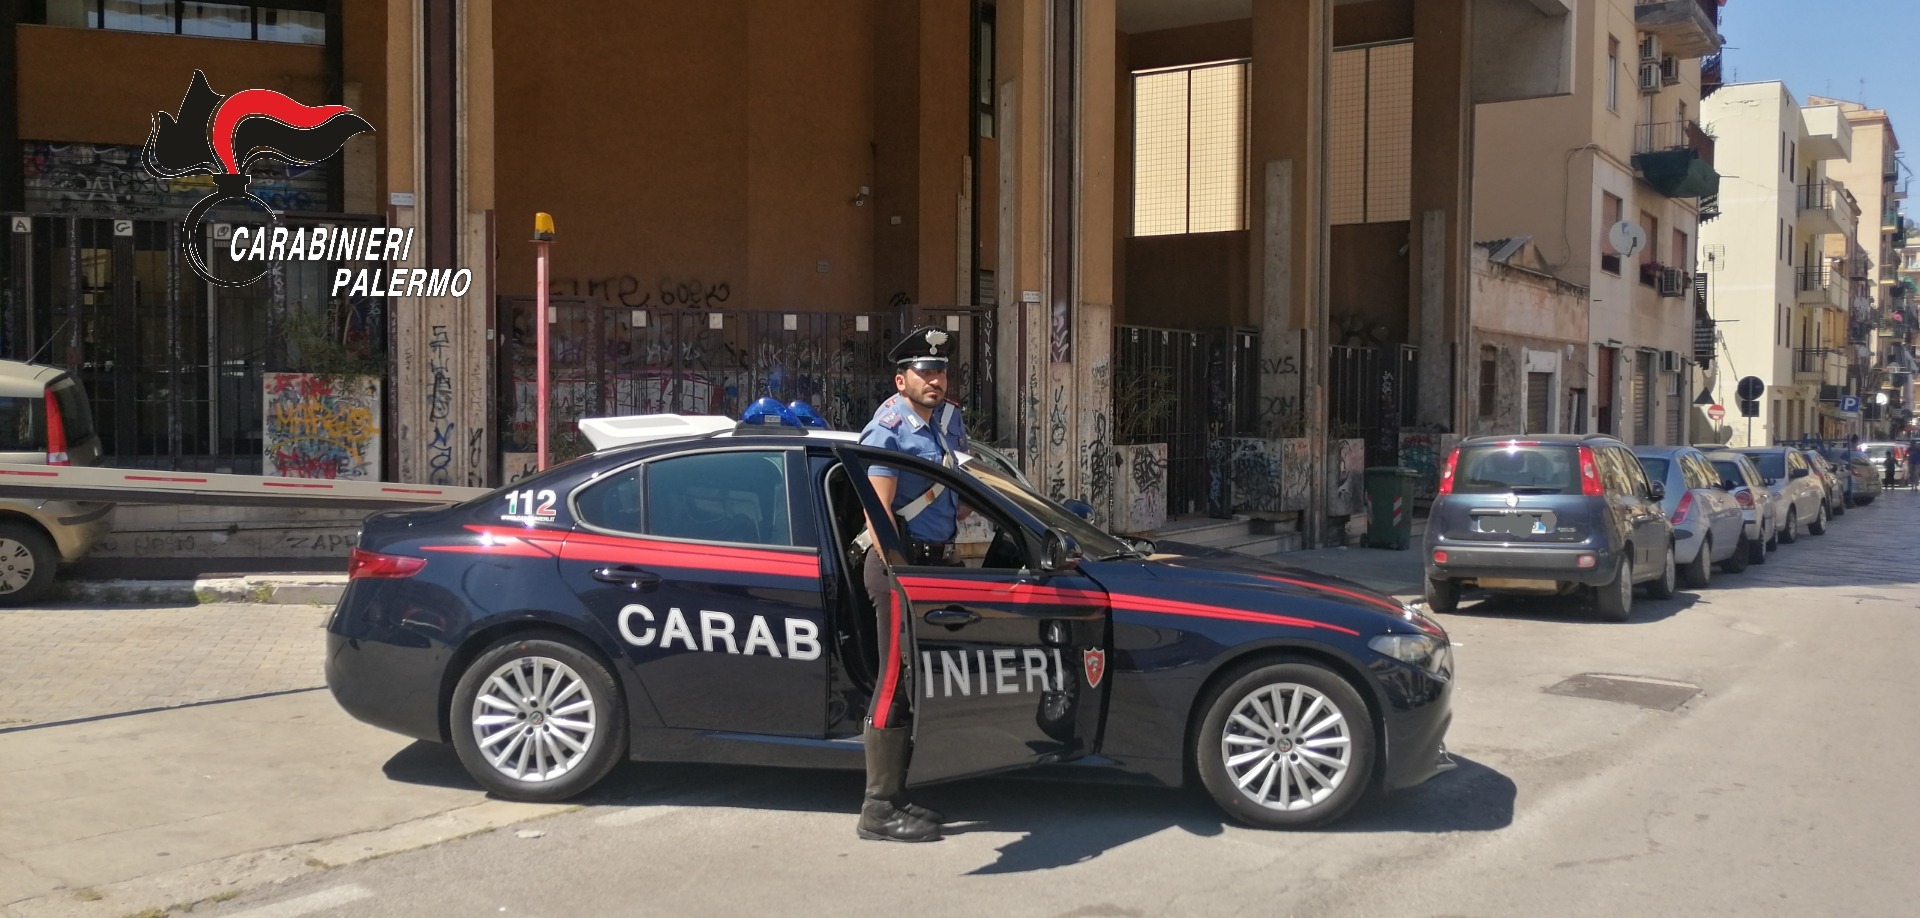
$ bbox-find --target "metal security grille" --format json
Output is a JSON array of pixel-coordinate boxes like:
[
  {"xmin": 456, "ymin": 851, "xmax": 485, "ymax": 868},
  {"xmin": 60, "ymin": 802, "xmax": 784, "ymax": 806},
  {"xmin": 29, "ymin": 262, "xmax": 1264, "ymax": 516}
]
[
  {"xmin": 498, "ymin": 300, "xmax": 992, "ymax": 464},
  {"xmin": 1328, "ymin": 344, "xmax": 1419, "ymax": 466},
  {"xmin": 1527, "ymin": 372, "xmax": 1552, "ymax": 433},
  {"xmin": 1132, "ymin": 60, "xmax": 1248, "ymax": 236},
  {"xmin": 1112, "ymin": 326, "xmax": 1258, "ymax": 518},
  {"xmin": 1632, "ymin": 352, "xmax": 1653, "ymax": 442},
  {"xmin": 1329, "ymin": 42, "xmax": 1414, "ymax": 225}
]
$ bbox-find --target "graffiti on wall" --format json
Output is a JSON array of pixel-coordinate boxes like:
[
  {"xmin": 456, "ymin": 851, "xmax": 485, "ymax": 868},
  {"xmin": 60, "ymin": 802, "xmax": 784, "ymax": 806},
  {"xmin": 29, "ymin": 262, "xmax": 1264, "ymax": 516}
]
[
  {"xmin": 551, "ymin": 275, "xmax": 734, "ymax": 310},
  {"xmin": 1112, "ymin": 442, "xmax": 1166, "ymax": 534},
  {"xmin": 1328, "ymin": 438, "xmax": 1366, "ymax": 516},
  {"xmin": 23, "ymin": 141, "xmax": 328, "ymax": 217},
  {"xmin": 1399, "ymin": 431, "xmax": 1461, "ymax": 501},
  {"xmin": 263, "ymin": 373, "xmax": 382, "ymax": 480}
]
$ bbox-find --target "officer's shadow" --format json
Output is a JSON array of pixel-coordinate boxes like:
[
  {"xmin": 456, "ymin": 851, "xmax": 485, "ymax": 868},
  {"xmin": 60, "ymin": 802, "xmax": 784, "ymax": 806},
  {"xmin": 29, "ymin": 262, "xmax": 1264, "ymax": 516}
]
[{"xmin": 382, "ymin": 745, "xmax": 1513, "ymax": 875}]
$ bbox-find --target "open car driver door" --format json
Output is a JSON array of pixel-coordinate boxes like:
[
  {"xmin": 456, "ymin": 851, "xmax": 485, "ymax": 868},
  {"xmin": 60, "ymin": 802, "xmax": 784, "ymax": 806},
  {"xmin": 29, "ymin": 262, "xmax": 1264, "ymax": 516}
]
[{"xmin": 832, "ymin": 444, "xmax": 1111, "ymax": 786}]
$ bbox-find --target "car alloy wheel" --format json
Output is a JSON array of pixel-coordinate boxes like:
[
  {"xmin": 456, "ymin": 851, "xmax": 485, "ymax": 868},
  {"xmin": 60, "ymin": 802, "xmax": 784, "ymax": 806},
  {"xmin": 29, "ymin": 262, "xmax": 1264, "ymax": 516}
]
[
  {"xmin": 451, "ymin": 635, "xmax": 628, "ymax": 802},
  {"xmin": 1595, "ymin": 556, "xmax": 1632, "ymax": 622},
  {"xmin": 1196, "ymin": 661, "xmax": 1375, "ymax": 829},
  {"xmin": 1644, "ymin": 544, "xmax": 1677, "ymax": 600},
  {"xmin": 1681, "ymin": 537, "xmax": 1711, "ymax": 589},
  {"xmin": 0, "ymin": 524, "xmax": 56, "ymax": 608},
  {"xmin": 1809, "ymin": 504, "xmax": 1827, "ymax": 536},
  {"xmin": 1780, "ymin": 509, "xmax": 1798, "ymax": 544}
]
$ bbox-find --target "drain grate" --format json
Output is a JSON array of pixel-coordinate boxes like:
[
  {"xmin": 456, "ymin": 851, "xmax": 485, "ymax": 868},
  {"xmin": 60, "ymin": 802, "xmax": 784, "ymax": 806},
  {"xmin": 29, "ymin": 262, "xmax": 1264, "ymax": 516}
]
[{"xmin": 1545, "ymin": 673, "xmax": 1701, "ymax": 711}]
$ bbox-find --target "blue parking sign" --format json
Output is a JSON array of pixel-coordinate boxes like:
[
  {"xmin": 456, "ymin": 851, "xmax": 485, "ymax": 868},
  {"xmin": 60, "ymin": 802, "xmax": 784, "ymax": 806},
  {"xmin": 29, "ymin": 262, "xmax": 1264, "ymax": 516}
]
[{"xmin": 1839, "ymin": 395, "xmax": 1860, "ymax": 413}]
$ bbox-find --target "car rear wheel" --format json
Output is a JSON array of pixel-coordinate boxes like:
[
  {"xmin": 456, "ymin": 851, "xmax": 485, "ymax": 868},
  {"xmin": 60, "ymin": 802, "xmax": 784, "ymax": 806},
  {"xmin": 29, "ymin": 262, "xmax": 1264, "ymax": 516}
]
[
  {"xmin": 1594, "ymin": 557, "xmax": 1633, "ymax": 622},
  {"xmin": 450, "ymin": 634, "xmax": 628, "ymax": 803},
  {"xmin": 1195, "ymin": 661, "xmax": 1376, "ymax": 830},
  {"xmin": 1808, "ymin": 503, "xmax": 1827, "ymax": 535},
  {"xmin": 1424, "ymin": 577, "xmax": 1459, "ymax": 615},
  {"xmin": 1748, "ymin": 529, "xmax": 1768, "ymax": 564},
  {"xmin": 1681, "ymin": 538, "xmax": 1712, "ymax": 589},
  {"xmin": 1721, "ymin": 534, "xmax": 1750, "ymax": 573},
  {"xmin": 1643, "ymin": 544, "xmax": 1677, "ymax": 600},
  {"xmin": 0, "ymin": 523, "xmax": 57, "ymax": 608}
]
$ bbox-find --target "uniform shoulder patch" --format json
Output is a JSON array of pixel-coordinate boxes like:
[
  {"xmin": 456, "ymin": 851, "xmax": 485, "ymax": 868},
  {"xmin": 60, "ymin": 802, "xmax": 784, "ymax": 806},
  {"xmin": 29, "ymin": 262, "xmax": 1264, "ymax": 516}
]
[{"xmin": 877, "ymin": 411, "xmax": 904, "ymax": 430}]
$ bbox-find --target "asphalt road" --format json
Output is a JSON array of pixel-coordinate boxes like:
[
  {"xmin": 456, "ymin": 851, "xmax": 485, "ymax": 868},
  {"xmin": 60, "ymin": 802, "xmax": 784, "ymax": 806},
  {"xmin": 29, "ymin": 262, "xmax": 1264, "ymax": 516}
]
[{"xmin": 9, "ymin": 491, "xmax": 1920, "ymax": 918}]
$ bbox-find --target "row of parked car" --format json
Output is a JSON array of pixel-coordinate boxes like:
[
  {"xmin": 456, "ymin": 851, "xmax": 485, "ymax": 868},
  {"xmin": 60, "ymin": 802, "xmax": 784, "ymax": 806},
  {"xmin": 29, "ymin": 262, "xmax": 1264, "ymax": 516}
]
[{"xmin": 1421, "ymin": 434, "xmax": 1882, "ymax": 622}]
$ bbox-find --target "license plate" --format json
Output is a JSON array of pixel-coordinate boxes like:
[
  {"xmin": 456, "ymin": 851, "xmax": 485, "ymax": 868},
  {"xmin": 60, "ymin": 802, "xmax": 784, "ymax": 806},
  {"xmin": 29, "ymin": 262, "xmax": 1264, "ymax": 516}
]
[{"xmin": 1473, "ymin": 511, "xmax": 1552, "ymax": 536}]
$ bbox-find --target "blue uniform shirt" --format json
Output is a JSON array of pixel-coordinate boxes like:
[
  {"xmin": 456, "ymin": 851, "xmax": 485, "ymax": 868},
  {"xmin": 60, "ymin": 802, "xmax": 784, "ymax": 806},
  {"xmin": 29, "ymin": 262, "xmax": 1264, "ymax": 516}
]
[{"xmin": 858, "ymin": 394, "xmax": 969, "ymax": 542}]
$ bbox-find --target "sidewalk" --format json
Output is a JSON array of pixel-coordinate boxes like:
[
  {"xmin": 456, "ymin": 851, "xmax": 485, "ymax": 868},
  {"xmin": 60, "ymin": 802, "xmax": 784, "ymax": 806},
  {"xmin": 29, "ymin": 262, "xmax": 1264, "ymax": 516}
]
[{"xmin": 1259, "ymin": 519, "xmax": 1430, "ymax": 601}]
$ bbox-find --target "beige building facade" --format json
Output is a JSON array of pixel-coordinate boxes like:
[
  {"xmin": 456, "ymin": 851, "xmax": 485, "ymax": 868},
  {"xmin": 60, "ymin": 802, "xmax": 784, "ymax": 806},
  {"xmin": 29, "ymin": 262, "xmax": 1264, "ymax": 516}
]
[
  {"xmin": 1473, "ymin": 0, "xmax": 1721, "ymax": 445},
  {"xmin": 1698, "ymin": 83, "xmax": 1852, "ymax": 446}
]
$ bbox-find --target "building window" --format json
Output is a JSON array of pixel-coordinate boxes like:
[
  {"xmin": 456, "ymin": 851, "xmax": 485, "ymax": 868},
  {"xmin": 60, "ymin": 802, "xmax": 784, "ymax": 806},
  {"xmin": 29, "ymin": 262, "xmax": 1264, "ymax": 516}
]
[
  {"xmin": 1640, "ymin": 210, "xmax": 1660, "ymax": 282},
  {"xmin": 1132, "ymin": 59, "xmax": 1248, "ymax": 236},
  {"xmin": 1672, "ymin": 228, "xmax": 1689, "ymax": 272},
  {"xmin": 1601, "ymin": 192, "xmax": 1624, "ymax": 275},
  {"xmin": 39, "ymin": 1, "xmax": 325, "ymax": 45},
  {"xmin": 1479, "ymin": 348, "xmax": 1499, "ymax": 419},
  {"xmin": 1607, "ymin": 37, "xmax": 1620, "ymax": 112},
  {"xmin": 1329, "ymin": 42, "xmax": 1414, "ymax": 225},
  {"xmin": 976, "ymin": 5, "xmax": 996, "ymax": 140}
]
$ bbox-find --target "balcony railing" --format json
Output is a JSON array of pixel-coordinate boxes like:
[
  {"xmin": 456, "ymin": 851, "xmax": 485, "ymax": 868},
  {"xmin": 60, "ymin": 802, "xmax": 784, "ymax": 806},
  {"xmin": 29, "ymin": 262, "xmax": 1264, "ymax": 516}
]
[
  {"xmin": 1635, "ymin": 120, "xmax": 1716, "ymax": 166},
  {"xmin": 1795, "ymin": 348, "xmax": 1833, "ymax": 376},
  {"xmin": 1798, "ymin": 182, "xmax": 1847, "ymax": 235},
  {"xmin": 1797, "ymin": 266, "xmax": 1846, "ymax": 310}
]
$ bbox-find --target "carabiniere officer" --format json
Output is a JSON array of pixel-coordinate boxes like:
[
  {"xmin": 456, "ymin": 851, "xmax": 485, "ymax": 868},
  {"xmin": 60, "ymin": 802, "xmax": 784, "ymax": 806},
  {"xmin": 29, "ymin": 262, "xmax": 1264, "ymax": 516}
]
[{"xmin": 853, "ymin": 324, "xmax": 971, "ymax": 842}]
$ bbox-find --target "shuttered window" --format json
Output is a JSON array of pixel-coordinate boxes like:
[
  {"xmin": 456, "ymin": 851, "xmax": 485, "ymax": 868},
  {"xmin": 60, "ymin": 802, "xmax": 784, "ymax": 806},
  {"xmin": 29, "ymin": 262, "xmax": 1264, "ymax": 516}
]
[{"xmin": 1526, "ymin": 373, "xmax": 1553, "ymax": 433}]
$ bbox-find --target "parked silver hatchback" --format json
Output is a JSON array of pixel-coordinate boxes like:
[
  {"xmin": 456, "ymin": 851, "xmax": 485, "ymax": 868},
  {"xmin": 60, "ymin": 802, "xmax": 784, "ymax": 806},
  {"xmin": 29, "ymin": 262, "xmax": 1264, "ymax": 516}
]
[
  {"xmin": 1632, "ymin": 445, "xmax": 1748, "ymax": 587},
  {"xmin": 0, "ymin": 359, "xmax": 114, "ymax": 605}
]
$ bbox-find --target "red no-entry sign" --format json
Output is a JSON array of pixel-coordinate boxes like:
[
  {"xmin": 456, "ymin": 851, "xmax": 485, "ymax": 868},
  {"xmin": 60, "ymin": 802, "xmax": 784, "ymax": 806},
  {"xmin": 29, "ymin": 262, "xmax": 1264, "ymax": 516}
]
[{"xmin": 1707, "ymin": 404, "xmax": 1726, "ymax": 423}]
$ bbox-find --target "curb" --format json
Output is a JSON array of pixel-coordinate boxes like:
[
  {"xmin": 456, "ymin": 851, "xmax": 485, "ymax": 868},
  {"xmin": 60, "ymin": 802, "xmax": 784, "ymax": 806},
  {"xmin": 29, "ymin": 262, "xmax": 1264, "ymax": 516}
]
[{"xmin": 47, "ymin": 575, "xmax": 347, "ymax": 606}]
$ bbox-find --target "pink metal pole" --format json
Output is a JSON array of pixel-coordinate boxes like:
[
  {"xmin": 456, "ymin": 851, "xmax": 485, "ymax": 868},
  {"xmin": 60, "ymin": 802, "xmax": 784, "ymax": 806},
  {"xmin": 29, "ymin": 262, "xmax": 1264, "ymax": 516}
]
[{"xmin": 535, "ymin": 240, "xmax": 551, "ymax": 471}]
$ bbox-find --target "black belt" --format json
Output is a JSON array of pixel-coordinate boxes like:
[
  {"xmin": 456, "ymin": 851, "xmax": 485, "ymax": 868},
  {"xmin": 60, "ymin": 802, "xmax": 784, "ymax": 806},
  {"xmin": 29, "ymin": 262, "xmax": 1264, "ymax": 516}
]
[{"xmin": 906, "ymin": 540, "xmax": 957, "ymax": 565}]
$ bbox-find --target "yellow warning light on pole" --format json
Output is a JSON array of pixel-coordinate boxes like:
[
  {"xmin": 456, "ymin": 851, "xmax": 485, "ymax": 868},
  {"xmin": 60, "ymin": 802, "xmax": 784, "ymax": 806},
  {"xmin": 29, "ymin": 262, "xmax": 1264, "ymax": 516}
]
[{"xmin": 533, "ymin": 212, "xmax": 555, "ymax": 241}]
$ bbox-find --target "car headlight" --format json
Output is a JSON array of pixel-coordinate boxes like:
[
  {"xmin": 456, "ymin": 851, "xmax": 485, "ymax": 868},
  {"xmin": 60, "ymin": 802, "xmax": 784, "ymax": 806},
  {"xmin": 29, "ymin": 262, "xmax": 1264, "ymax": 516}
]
[{"xmin": 1369, "ymin": 633, "xmax": 1453, "ymax": 681}]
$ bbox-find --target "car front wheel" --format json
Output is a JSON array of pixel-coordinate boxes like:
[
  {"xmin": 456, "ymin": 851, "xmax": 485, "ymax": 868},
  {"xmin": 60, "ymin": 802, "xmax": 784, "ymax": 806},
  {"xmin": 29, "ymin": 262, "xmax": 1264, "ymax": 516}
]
[
  {"xmin": 1809, "ymin": 503, "xmax": 1828, "ymax": 535},
  {"xmin": 1780, "ymin": 508, "xmax": 1798, "ymax": 544},
  {"xmin": 1195, "ymin": 661, "xmax": 1376, "ymax": 830},
  {"xmin": 1721, "ymin": 534, "xmax": 1750, "ymax": 573},
  {"xmin": 1681, "ymin": 537, "xmax": 1712, "ymax": 589},
  {"xmin": 1643, "ymin": 544, "xmax": 1677, "ymax": 600},
  {"xmin": 450, "ymin": 634, "xmax": 629, "ymax": 803},
  {"xmin": 0, "ymin": 523, "xmax": 57, "ymax": 608}
]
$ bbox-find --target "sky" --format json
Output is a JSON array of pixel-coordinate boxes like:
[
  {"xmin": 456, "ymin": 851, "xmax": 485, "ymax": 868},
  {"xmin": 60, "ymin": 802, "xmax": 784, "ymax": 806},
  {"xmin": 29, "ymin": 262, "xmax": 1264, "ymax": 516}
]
[{"xmin": 1718, "ymin": 0, "xmax": 1920, "ymax": 183}]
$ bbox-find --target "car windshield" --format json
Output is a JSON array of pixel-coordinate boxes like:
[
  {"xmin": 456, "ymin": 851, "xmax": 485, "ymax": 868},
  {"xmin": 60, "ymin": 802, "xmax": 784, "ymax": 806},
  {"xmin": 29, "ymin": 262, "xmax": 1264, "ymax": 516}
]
[
  {"xmin": 1861, "ymin": 445, "xmax": 1894, "ymax": 461},
  {"xmin": 1745, "ymin": 453, "xmax": 1786, "ymax": 479},
  {"xmin": 1450, "ymin": 445, "xmax": 1580, "ymax": 494},
  {"xmin": 962, "ymin": 459, "xmax": 1136, "ymax": 560},
  {"xmin": 1636, "ymin": 457, "xmax": 1671, "ymax": 482}
]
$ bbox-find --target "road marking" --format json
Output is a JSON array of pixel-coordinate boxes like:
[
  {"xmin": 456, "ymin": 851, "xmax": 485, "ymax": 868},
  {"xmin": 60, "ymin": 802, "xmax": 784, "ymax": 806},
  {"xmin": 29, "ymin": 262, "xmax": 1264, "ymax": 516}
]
[{"xmin": 223, "ymin": 884, "xmax": 372, "ymax": 918}]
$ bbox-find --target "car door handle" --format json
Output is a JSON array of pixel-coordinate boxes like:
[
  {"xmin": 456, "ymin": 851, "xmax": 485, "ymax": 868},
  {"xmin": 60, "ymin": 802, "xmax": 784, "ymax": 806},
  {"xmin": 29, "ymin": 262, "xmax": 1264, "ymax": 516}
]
[
  {"xmin": 924, "ymin": 607, "xmax": 980, "ymax": 627},
  {"xmin": 592, "ymin": 565, "xmax": 661, "ymax": 590}
]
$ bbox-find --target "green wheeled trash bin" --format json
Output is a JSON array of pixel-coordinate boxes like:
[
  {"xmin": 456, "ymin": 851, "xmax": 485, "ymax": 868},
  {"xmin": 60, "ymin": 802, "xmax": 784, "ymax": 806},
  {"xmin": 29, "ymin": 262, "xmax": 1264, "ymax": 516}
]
[{"xmin": 1364, "ymin": 466, "xmax": 1419, "ymax": 550}]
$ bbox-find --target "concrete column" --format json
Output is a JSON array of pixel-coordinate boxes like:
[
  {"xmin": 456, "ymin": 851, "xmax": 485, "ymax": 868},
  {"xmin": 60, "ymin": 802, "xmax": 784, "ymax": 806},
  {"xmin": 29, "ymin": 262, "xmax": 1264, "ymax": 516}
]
[
  {"xmin": 389, "ymin": 0, "xmax": 494, "ymax": 487},
  {"xmin": 1251, "ymin": 0, "xmax": 1330, "ymax": 543},
  {"xmin": 1076, "ymin": 0, "xmax": 1116, "ymax": 526},
  {"xmin": 1410, "ymin": 0, "xmax": 1474, "ymax": 432}
]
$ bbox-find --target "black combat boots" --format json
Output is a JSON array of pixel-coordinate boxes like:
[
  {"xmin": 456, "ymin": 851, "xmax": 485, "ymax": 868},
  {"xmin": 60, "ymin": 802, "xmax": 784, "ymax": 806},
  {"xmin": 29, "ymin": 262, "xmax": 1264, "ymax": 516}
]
[{"xmin": 856, "ymin": 722, "xmax": 942, "ymax": 842}]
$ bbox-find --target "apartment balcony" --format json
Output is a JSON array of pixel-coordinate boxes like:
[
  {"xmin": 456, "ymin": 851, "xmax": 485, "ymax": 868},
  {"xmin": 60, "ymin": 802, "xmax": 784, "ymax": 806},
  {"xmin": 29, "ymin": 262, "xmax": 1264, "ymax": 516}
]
[
  {"xmin": 1795, "ymin": 348, "xmax": 1842, "ymax": 384},
  {"xmin": 1884, "ymin": 210, "xmax": 1902, "ymax": 233},
  {"xmin": 1797, "ymin": 266, "xmax": 1846, "ymax": 311},
  {"xmin": 1800, "ymin": 106, "xmax": 1853, "ymax": 162},
  {"xmin": 1635, "ymin": 0, "xmax": 1723, "ymax": 58},
  {"xmin": 1798, "ymin": 182, "xmax": 1847, "ymax": 236},
  {"xmin": 1634, "ymin": 121, "xmax": 1721, "ymax": 200}
]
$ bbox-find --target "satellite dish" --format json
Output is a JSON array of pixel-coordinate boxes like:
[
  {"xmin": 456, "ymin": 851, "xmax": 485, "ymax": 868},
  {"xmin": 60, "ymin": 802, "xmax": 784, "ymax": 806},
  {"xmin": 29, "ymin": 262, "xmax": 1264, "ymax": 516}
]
[{"xmin": 1608, "ymin": 221, "xmax": 1648, "ymax": 258}]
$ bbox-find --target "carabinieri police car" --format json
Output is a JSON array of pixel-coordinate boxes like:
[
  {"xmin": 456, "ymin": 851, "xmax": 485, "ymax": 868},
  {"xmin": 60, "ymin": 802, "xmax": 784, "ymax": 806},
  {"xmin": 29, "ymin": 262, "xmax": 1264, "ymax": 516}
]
[{"xmin": 326, "ymin": 406, "xmax": 1456, "ymax": 829}]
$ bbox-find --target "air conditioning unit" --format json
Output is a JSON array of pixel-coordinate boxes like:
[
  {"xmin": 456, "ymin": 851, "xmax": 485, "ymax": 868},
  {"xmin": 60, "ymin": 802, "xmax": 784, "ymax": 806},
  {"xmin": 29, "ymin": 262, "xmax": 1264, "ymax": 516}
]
[
  {"xmin": 1639, "ymin": 62, "xmax": 1663, "ymax": 95},
  {"xmin": 1658, "ymin": 266, "xmax": 1688, "ymax": 297},
  {"xmin": 1661, "ymin": 350, "xmax": 1681, "ymax": 373},
  {"xmin": 1661, "ymin": 56, "xmax": 1682, "ymax": 86},
  {"xmin": 1639, "ymin": 34, "xmax": 1661, "ymax": 63}
]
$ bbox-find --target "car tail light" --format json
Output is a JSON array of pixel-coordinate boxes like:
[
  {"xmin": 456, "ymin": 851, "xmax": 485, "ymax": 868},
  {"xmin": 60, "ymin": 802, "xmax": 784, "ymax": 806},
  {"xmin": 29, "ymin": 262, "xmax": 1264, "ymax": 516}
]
[
  {"xmin": 1578, "ymin": 446, "xmax": 1604, "ymax": 496},
  {"xmin": 1432, "ymin": 549, "xmax": 1448, "ymax": 564},
  {"xmin": 1436, "ymin": 449, "xmax": 1460, "ymax": 495},
  {"xmin": 1671, "ymin": 491, "xmax": 1693, "ymax": 525},
  {"xmin": 44, "ymin": 389, "xmax": 69, "ymax": 466},
  {"xmin": 1734, "ymin": 488, "xmax": 1754, "ymax": 508},
  {"xmin": 347, "ymin": 548, "xmax": 427, "ymax": 580},
  {"xmin": 1577, "ymin": 554, "xmax": 1596, "ymax": 568}
]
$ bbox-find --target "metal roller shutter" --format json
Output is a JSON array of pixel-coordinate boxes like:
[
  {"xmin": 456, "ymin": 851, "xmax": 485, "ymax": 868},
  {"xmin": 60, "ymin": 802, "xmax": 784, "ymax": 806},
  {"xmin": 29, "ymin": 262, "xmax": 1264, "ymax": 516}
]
[{"xmin": 1526, "ymin": 372, "xmax": 1552, "ymax": 433}]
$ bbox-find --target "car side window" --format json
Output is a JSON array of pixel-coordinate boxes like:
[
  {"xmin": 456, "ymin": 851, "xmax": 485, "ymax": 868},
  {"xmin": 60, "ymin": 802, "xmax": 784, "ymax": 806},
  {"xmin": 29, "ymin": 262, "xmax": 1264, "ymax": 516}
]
[
  {"xmin": 644, "ymin": 450, "xmax": 793, "ymax": 547},
  {"xmin": 1596, "ymin": 448, "xmax": 1629, "ymax": 495},
  {"xmin": 1787, "ymin": 451, "xmax": 1806, "ymax": 473},
  {"xmin": 1617, "ymin": 448, "xmax": 1652, "ymax": 497},
  {"xmin": 573, "ymin": 465, "xmax": 643, "ymax": 534},
  {"xmin": 1685, "ymin": 455, "xmax": 1715, "ymax": 490}
]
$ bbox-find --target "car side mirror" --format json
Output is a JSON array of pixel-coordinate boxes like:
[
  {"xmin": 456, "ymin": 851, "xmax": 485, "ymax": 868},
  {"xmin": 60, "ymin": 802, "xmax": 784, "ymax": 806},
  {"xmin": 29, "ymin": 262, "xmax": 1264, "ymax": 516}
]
[
  {"xmin": 1764, "ymin": 477, "xmax": 1778, "ymax": 486},
  {"xmin": 1790, "ymin": 467, "xmax": 1810, "ymax": 479},
  {"xmin": 1062, "ymin": 498, "xmax": 1096, "ymax": 521},
  {"xmin": 1720, "ymin": 480, "xmax": 1737, "ymax": 491},
  {"xmin": 1040, "ymin": 529, "xmax": 1081, "ymax": 573},
  {"xmin": 1649, "ymin": 480, "xmax": 1666, "ymax": 501}
]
